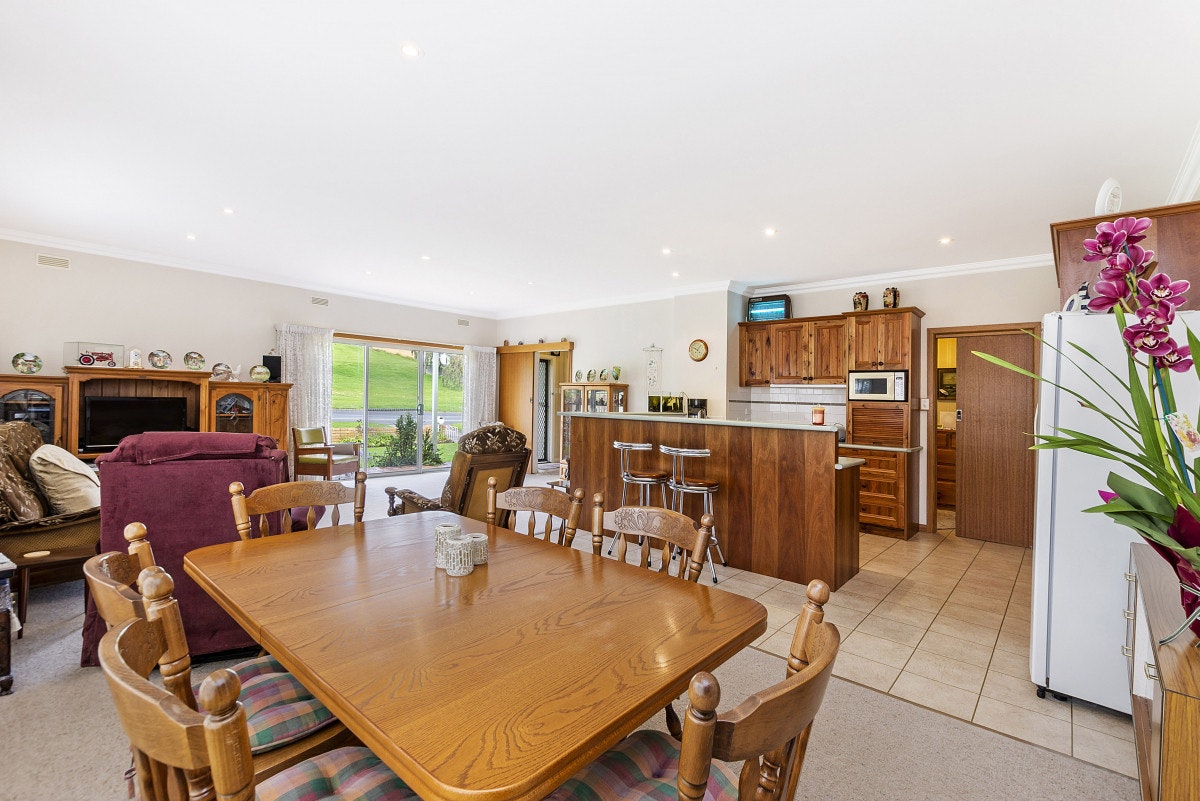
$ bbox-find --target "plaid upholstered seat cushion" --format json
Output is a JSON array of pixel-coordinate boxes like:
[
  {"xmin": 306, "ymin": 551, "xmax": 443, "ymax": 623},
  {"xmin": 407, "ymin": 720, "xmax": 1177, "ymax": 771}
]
[
  {"xmin": 198, "ymin": 654, "xmax": 335, "ymax": 754},
  {"xmin": 255, "ymin": 746, "xmax": 418, "ymax": 801},
  {"xmin": 545, "ymin": 730, "xmax": 738, "ymax": 801}
]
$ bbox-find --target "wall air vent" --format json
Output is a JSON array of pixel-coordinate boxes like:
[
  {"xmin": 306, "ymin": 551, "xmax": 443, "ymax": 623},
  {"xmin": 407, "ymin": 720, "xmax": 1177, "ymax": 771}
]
[
  {"xmin": 457, "ymin": 319, "xmax": 470, "ymax": 326},
  {"xmin": 37, "ymin": 254, "xmax": 70, "ymax": 269},
  {"xmin": 310, "ymin": 296, "xmax": 329, "ymax": 306}
]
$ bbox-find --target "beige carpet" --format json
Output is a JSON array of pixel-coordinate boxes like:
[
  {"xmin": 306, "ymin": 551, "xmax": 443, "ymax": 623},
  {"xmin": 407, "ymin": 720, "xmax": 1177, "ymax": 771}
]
[{"xmin": 4, "ymin": 580, "xmax": 1138, "ymax": 801}]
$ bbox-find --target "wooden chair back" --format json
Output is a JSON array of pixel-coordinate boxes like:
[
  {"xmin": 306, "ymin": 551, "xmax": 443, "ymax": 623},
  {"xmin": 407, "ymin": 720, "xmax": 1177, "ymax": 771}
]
[
  {"xmin": 100, "ymin": 612, "xmax": 257, "ymax": 801},
  {"xmin": 229, "ymin": 472, "xmax": 366, "ymax": 540},
  {"xmin": 678, "ymin": 580, "xmax": 840, "ymax": 801},
  {"xmin": 485, "ymin": 478, "xmax": 602, "ymax": 553},
  {"xmin": 602, "ymin": 506, "xmax": 713, "ymax": 582},
  {"xmin": 449, "ymin": 449, "xmax": 530, "ymax": 524},
  {"xmin": 291, "ymin": 426, "xmax": 363, "ymax": 480},
  {"xmin": 83, "ymin": 521, "xmax": 157, "ymax": 629}
]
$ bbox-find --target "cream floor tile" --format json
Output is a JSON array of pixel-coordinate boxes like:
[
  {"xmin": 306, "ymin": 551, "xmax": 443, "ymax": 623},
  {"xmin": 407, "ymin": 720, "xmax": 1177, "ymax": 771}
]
[
  {"xmin": 980, "ymin": 669, "xmax": 1070, "ymax": 721},
  {"xmin": 929, "ymin": 614, "xmax": 1000, "ymax": 647},
  {"xmin": 869, "ymin": 600, "xmax": 937, "ymax": 629},
  {"xmin": 1003, "ymin": 601, "xmax": 1032, "ymax": 622},
  {"xmin": 755, "ymin": 628, "xmax": 798, "ymax": 659},
  {"xmin": 840, "ymin": 630, "xmax": 916, "ymax": 669},
  {"xmin": 710, "ymin": 577, "xmax": 767, "ymax": 599},
  {"xmin": 1072, "ymin": 701, "xmax": 1135, "ymax": 742},
  {"xmin": 755, "ymin": 587, "xmax": 808, "ymax": 613},
  {"xmin": 1071, "ymin": 725, "xmax": 1138, "ymax": 778},
  {"xmin": 773, "ymin": 578, "xmax": 809, "ymax": 594},
  {"xmin": 917, "ymin": 630, "xmax": 994, "ymax": 668},
  {"xmin": 954, "ymin": 579, "xmax": 1015, "ymax": 601},
  {"xmin": 979, "ymin": 541, "xmax": 1027, "ymax": 558},
  {"xmin": 904, "ymin": 649, "xmax": 987, "ymax": 693},
  {"xmin": 995, "ymin": 627, "xmax": 1031, "ymax": 656},
  {"xmin": 972, "ymin": 696, "xmax": 1071, "ymax": 754},
  {"xmin": 947, "ymin": 589, "xmax": 1011, "ymax": 615},
  {"xmin": 750, "ymin": 630, "xmax": 772, "ymax": 649},
  {"xmin": 848, "ymin": 569, "xmax": 903, "ymax": 589},
  {"xmin": 821, "ymin": 603, "xmax": 867, "ymax": 632},
  {"xmin": 832, "ymin": 651, "xmax": 900, "ymax": 692},
  {"xmin": 907, "ymin": 564, "xmax": 968, "ymax": 581},
  {"xmin": 883, "ymin": 587, "xmax": 948, "ymax": 614},
  {"xmin": 893, "ymin": 577, "xmax": 955, "ymax": 600},
  {"xmin": 856, "ymin": 613, "xmax": 926, "ymax": 648},
  {"xmin": 986, "ymin": 647, "xmax": 1030, "ymax": 680},
  {"xmin": 734, "ymin": 571, "xmax": 781, "ymax": 588},
  {"xmin": 836, "ymin": 576, "xmax": 892, "ymax": 600},
  {"xmin": 862, "ymin": 559, "xmax": 920, "ymax": 578},
  {"xmin": 761, "ymin": 603, "xmax": 799, "ymax": 632},
  {"xmin": 938, "ymin": 601, "xmax": 1003, "ymax": 630},
  {"xmin": 890, "ymin": 671, "xmax": 979, "ymax": 721},
  {"xmin": 826, "ymin": 589, "xmax": 882, "ymax": 614}
]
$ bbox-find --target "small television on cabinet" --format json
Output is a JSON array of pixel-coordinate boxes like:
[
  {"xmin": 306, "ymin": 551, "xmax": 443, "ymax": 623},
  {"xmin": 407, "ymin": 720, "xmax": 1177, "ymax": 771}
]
[
  {"xmin": 82, "ymin": 396, "xmax": 189, "ymax": 452},
  {"xmin": 746, "ymin": 294, "xmax": 791, "ymax": 322}
]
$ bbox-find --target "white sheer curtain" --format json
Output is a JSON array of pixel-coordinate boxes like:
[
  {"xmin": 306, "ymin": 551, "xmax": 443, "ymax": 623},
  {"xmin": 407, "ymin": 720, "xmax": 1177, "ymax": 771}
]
[
  {"xmin": 462, "ymin": 345, "xmax": 498, "ymax": 430},
  {"xmin": 275, "ymin": 323, "xmax": 334, "ymax": 441}
]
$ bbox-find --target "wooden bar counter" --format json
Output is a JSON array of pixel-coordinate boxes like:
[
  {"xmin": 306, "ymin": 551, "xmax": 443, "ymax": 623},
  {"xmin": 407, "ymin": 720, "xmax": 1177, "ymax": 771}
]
[{"xmin": 565, "ymin": 413, "xmax": 861, "ymax": 589}]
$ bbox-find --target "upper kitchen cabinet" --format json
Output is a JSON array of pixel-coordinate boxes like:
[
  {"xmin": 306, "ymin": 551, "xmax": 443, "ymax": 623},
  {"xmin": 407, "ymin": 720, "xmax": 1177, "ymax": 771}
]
[
  {"xmin": 846, "ymin": 307, "xmax": 924, "ymax": 371},
  {"xmin": 773, "ymin": 317, "xmax": 846, "ymax": 384},
  {"xmin": 738, "ymin": 323, "xmax": 773, "ymax": 386}
]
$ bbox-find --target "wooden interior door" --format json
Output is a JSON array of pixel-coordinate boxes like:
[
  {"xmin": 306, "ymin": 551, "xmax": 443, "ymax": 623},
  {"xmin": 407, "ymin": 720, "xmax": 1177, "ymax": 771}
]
[
  {"xmin": 497, "ymin": 350, "xmax": 535, "ymax": 457},
  {"xmin": 955, "ymin": 333, "xmax": 1036, "ymax": 546}
]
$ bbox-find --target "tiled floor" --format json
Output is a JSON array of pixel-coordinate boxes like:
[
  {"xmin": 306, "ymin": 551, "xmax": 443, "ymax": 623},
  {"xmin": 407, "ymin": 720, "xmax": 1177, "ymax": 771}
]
[{"xmin": 363, "ymin": 472, "xmax": 1137, "ymax": 779}]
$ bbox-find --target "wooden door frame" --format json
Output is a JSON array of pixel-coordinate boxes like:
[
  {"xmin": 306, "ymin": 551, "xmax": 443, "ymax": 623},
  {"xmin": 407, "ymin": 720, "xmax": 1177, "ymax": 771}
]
[{"xmin": 924, "ymin": 322, "xmax": 1041, "ymax": 533}]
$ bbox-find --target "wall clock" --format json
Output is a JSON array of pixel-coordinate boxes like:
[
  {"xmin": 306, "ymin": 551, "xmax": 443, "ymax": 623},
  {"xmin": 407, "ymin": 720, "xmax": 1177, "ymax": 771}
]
[{"xmin": 688, "ymin": 339, "xmax": 709, "ymax": 362}]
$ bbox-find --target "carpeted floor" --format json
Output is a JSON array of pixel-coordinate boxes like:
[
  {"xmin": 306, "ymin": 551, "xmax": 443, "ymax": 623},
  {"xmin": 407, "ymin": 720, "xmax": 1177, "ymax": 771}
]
[{"xmin": 3, "ymin": 579, "xmax": 1138, "ymax": 801}]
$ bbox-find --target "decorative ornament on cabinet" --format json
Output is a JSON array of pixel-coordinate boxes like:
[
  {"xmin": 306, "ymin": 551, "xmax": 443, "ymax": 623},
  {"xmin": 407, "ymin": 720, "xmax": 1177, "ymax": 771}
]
[
  {"xmin": 883, "ymin": 287, "xmax": 900, "ymax": 308},
  {"xmin": 852, "ymin": 292, "xmax": 869, "ymax": 311}
]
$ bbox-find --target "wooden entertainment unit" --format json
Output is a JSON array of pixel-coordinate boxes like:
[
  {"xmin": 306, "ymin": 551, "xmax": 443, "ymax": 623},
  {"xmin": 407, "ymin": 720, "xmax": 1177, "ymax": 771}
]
[{"xmin": 45, "ymin": 367, "xmax": 292, "ymax": 457}]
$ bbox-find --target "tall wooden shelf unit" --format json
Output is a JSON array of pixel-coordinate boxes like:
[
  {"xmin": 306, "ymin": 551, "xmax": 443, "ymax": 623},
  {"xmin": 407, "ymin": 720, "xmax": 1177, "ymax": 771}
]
[{"xmin": 0, "ymin": 374, "xmax": 68, "ymax": 447}]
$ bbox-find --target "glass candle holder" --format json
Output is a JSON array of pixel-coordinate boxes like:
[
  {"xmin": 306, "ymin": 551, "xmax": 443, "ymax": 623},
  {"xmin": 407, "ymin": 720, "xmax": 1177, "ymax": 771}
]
[
  {"xmin": 469, "ymin": 532, "xmax": 489, "ymax": 565},
  {"xmin": 444, "ymin": 534, "xmax": 475, "ymax": 576},
  {"xmin": 434, "ymin": 524, "xmax": 461, "ymax": 569},
  {"xmin": 812, "ymin": 406, "xmax": 825, "ymax": 425}
]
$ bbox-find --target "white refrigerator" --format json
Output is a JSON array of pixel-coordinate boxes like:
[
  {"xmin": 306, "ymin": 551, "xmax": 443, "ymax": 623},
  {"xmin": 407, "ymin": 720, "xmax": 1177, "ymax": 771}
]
[{"xmin": 1031, "ymin": 310, "xmax": 1199, "ymax": 713}]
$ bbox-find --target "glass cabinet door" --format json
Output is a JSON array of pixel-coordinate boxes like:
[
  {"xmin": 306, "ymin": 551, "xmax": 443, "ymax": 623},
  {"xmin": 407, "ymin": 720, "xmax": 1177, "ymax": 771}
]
[
  {"xmin": 214, "ymin": 393, "xmax": 255, "ymax": 434},
  {"xmin": 1, "ymin": 389, "xmax": 56, "ymax": 443},
  {"xmin": 562, "ymin": 387, "xmax": 583, "ymax": 412},
  {"xmin": 586, "ymin": 388, "xmax": 610, "ymax": 412}
]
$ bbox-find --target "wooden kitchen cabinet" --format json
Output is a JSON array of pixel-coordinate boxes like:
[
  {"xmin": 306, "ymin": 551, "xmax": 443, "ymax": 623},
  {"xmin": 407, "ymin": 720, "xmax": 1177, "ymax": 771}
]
[
  {"xmin": 936, "ymin": 429, "xmax": 957, "ymax": 508},
  {"xmin": 846, "ymin": 307, "xmax": 924, "ymax": 370},
  {"xmin": 811, "ymin": 317, "xmax": 848, "ymax": 382},
  {"xmin": 738, "ymin": 323, "xmax": 773, "ymax": 385},
  {"xmin": 738, "ymin": 315, "xmax": 846, "ymax": 386},
  {"xmin": 839, "ymin": 445, "xmax": 912, "ymax": 535}
]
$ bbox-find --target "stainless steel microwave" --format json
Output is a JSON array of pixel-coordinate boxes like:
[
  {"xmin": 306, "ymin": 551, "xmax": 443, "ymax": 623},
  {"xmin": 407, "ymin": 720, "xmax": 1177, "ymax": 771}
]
[{"xmin": 847, "ymin": 370, "xmax": 908, "ymax": 402}]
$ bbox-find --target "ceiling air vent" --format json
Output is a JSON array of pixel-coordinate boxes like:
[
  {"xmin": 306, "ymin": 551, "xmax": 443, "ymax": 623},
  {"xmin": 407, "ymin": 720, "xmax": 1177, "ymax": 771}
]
[
  {"xmin": 457, "ymin": 319, "xmax": 470, "ymax": 326},
  {"xmin": 37, "ymin": 253, "xmax": 70, "ymax": 269},
  {"xmin": 310, "ymin": 296, "xmax": 329, "ymax": 306}
]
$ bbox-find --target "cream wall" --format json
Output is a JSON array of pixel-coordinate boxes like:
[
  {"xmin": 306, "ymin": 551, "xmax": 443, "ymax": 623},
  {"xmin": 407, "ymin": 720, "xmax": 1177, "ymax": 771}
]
[{"xmin": 0, "ymin": 239, "xmax": 498, "ymax": 375}]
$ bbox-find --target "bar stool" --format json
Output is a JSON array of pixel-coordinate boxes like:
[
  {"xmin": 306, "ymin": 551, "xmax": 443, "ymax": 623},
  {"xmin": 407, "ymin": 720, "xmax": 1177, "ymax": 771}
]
[
  {"xmin": 660, "ymin": 445, "xmax": 726, "ymax": 584},
  {"xmin": 610, "ymin": 441, "xmax": 670, "ymax": 555}
]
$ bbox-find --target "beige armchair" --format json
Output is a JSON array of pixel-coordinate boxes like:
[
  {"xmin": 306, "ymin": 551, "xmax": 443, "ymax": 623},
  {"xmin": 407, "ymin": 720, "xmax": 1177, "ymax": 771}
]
[
  {"xmin": 292, "ymin": 426, "xmax": 362, "ymax": 480},
  {"xmin": 384, "ymin": 423, "xmax": 529, "ymax": 525}
]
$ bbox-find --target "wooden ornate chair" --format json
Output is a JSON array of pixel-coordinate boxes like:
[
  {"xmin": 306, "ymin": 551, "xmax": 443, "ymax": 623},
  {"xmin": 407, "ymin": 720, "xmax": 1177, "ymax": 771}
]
[
  {"xmin": 100, "ymin": 610, "xmax": 416, "ymax": 801},
  {"xmin": 385, "ymin": 423, "xmax": 530, "ymax": 524},
  {"xmin": 603, "ymin": 506, "xmax": 713, "ymax": 582},
  {"xmin": 229, "ymin": 472, "xmax": 366, "ymax": 540},
  {"xmin": 485, "ymin": 477, "xmax": 602, "ymax": 554},
  {"xmin": 292, "ymin": 426, "xmax": 363, "ymax": 480},
  {"xmin": 547, "ymin": 581, "xmax": 840, "ymax": 801},
  {"xmin": 84, "ymin": 535, "xmax": 356, "ymax": 783}
]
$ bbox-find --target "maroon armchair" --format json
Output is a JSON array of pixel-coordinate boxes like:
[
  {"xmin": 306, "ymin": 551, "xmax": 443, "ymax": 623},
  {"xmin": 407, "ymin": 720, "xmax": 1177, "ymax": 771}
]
[{"xmin": 80, "ymin": 432, "xmax": 290, "ymax": 666}]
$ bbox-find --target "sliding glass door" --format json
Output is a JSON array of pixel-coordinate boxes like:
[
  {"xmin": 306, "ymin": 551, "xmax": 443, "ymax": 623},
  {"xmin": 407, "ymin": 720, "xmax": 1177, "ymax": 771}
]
[{"xmin": 333, "ymin": 340, "xmax": 464, "ymax": 476}]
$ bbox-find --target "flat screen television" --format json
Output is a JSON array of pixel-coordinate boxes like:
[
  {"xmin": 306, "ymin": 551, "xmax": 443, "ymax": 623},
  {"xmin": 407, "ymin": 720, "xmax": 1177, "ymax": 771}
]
[{"xmin": 82, "ymin": 396, "xmax": 189, "ymax": 452}]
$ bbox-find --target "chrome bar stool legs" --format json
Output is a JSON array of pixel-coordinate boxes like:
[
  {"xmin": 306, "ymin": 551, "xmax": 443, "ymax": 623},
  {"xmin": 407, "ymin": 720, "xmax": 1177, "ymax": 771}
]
[
  {"xmin": 610, "ymin": 442, "xmax": 670, "ymax": 555},
  {"xmin": 660, "ymin": 445, "xmax": 725, "ymax": 584}
]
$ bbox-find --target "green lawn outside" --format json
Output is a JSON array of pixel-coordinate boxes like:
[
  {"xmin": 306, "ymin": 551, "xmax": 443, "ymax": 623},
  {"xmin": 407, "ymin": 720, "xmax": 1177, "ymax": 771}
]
[{"xmin": 332, "ymin": 343, "xmax": 463, "ymax": 410}]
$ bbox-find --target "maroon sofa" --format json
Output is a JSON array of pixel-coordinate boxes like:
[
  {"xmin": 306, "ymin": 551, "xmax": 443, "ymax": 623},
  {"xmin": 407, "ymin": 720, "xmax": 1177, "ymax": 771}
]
[{"xmin": 80, "ymin": 432, "xmax": 291, "ymax": 666}]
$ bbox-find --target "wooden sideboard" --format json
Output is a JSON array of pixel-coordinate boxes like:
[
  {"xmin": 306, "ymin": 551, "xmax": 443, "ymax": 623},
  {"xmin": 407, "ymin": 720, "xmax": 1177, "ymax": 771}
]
[{"xmin": 1128, "ymin": 543, "xmax": 1200, "ymax": 801}]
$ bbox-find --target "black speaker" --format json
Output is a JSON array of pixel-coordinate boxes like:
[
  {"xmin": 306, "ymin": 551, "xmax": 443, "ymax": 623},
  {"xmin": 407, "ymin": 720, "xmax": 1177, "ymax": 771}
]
[{"xmin": 262, "ymin": 355, "xmax": 282, "ymax": 383}]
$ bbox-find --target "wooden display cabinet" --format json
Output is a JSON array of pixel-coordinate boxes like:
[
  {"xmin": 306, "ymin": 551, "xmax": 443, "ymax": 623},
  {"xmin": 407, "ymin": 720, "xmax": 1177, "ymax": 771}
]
[
  {"xmin": 0, "ymin": 374, "xmax": 68, "ymax": 447},
  {"xmin": 207, "ymin": 382, "xmax": 291, "ymax": 445},
  {"xmin": 559, "ymin": 381, "xmax": 628, "ymax": 463}
]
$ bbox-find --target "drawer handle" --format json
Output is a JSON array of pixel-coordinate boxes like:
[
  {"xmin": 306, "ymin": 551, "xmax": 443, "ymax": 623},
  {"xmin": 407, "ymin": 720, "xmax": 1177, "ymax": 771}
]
[
  {"xmin": 1121, "ymin": 645, "xmax": 1133, "ymax": 657},
  {"xmin": 1123, "ymin": 609, "xmax": 1135, "ymax": 620},
  {"xmin": 1145, "ymin": 662, "xmax": 1159, "ymax": 681}
]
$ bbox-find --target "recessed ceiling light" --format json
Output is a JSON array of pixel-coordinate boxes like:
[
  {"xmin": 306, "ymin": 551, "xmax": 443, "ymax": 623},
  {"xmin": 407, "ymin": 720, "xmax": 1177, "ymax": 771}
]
[
  {"xmin": 420, "ymin": 255, "xmax": 431, "ymax": 261},
  {"xmin": 399, "ymin": 41, "xmax": 423, "ymax": 60},
  {"xmin": 938, "ymin": 236, "xmax": 953, "ymax": 245},
  {"xmin": 527, "ymin": 281, "xmax": 535, "ymax": 286},
  {"xmin": 763, "ymin": 227, "xmax": 777, "ymax": 237},
  {"xmin": 185, "ymin": 233, "xmax": 196, "ymax": 240},
  {"xmin": 671, "ymin": 271, "xmax": 680, "ymax": 278},
  {"xmin": 222, "ymin": 207, "xmax": 234, "ymax": 215},
  {"xmin": 661, "ymin": 248, "xmax": 672, "ymax": 256},
  {"xmin": 364, "ymin": 270, "xmax": 372, "ymax": 276}
]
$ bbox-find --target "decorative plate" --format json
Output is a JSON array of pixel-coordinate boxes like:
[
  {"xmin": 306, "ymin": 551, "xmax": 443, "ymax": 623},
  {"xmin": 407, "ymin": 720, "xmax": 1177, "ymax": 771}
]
[
  {"xmin": 183, "ymin": 351, "xmax": 205, "ymax": 370},
  {"xmin": 586, "ymin": 369, "xmax": 597, "ymax": 381},
  {"xmin": 249, "ymin": 364, "xmax": 271, "ymax": 382},
  {"xmin": 211, "ymin": 362, "xmax": 233, "ymax": 381},
  {"xmin": 147, "ymin": 350, "xmax": 172, "ymax": 369},
  {"xmin": 12, "ymin": 352, "xmax": 42, "ymax": 374},
  {"xmin": 574, "ymin": 370, "xmax": 582, "ymax": 381},
  {"xmin": 599, "ymin": 369, "xmax": 609, "ymax": 381}
]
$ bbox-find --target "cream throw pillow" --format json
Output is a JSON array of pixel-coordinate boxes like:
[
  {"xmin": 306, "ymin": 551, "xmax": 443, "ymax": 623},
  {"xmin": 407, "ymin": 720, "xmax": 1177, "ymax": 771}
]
[{"xmin": 29, "ymin": 444, "xmax": 100, "ymax": 514}]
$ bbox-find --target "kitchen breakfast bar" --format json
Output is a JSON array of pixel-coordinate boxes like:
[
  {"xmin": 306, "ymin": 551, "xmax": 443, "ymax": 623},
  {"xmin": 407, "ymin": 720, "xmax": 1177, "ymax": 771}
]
[{"xmin": 564, "ymin": 412, "xmax": 863, "ymax": 590}]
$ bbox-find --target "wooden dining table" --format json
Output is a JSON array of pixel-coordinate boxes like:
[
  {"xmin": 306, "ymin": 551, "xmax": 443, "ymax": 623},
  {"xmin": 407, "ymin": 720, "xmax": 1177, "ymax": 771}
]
[{"xmin": 184, "ymin": 511, "xmax": 768, "ymax": 801}]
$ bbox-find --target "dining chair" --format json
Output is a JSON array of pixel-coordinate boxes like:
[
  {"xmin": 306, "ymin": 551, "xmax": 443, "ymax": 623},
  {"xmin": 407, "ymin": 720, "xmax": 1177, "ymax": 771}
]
[
  {"xmin": 292, "ymin": 426, "xmax": 364, "ymax": 480},
  {"xmin": 485, "ymin": 476, "xmax": 603, "ymax": 554},
  {"xmin": 100, "ymin": 611, "xmax": 417, "ymax": 801},
  {"xmin": 84, "ymin": 529, "xmax": 356, "ymax": 783},
  {"xmin": 229, "ymin": 471, "xmax": 366, "ymax": 540},
  {"xmin": 603, "ymin": 506, "xmax": 713, "ymax": 582},
  {"xmin": 547, "ymin": 580, "xmax": 840, "ymax": 801}
]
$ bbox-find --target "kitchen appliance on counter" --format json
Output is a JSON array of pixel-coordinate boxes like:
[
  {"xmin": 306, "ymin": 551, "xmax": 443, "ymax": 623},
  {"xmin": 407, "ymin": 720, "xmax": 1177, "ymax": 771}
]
[
  {"xmin": 847, "ymin": 370, "xmax": 908, "ymax": 402},
  {"xmin": 1032, "ymin": 311, "xmax": 1200, "ymax": 713},
  {"xmin": 687, "ymin": 398, "xmax": 708, "ymax": 418}
]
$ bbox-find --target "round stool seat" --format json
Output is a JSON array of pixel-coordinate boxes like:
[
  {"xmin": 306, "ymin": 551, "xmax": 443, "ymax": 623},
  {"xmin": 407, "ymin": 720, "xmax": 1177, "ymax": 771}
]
[
  {"xmin": 628, "ymin": 468, "xmax": 670, "ymax": 481},
  {"xmin": 671, "ymin": 477, "xmax": 718, "ymax": 490}
]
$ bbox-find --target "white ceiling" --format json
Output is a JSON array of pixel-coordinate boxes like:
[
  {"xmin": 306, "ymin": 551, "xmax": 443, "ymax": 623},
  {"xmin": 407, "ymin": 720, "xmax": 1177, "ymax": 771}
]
[{"xmin": 2, "ymin": 2, "xmax": 1199, "ymax": 318}]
